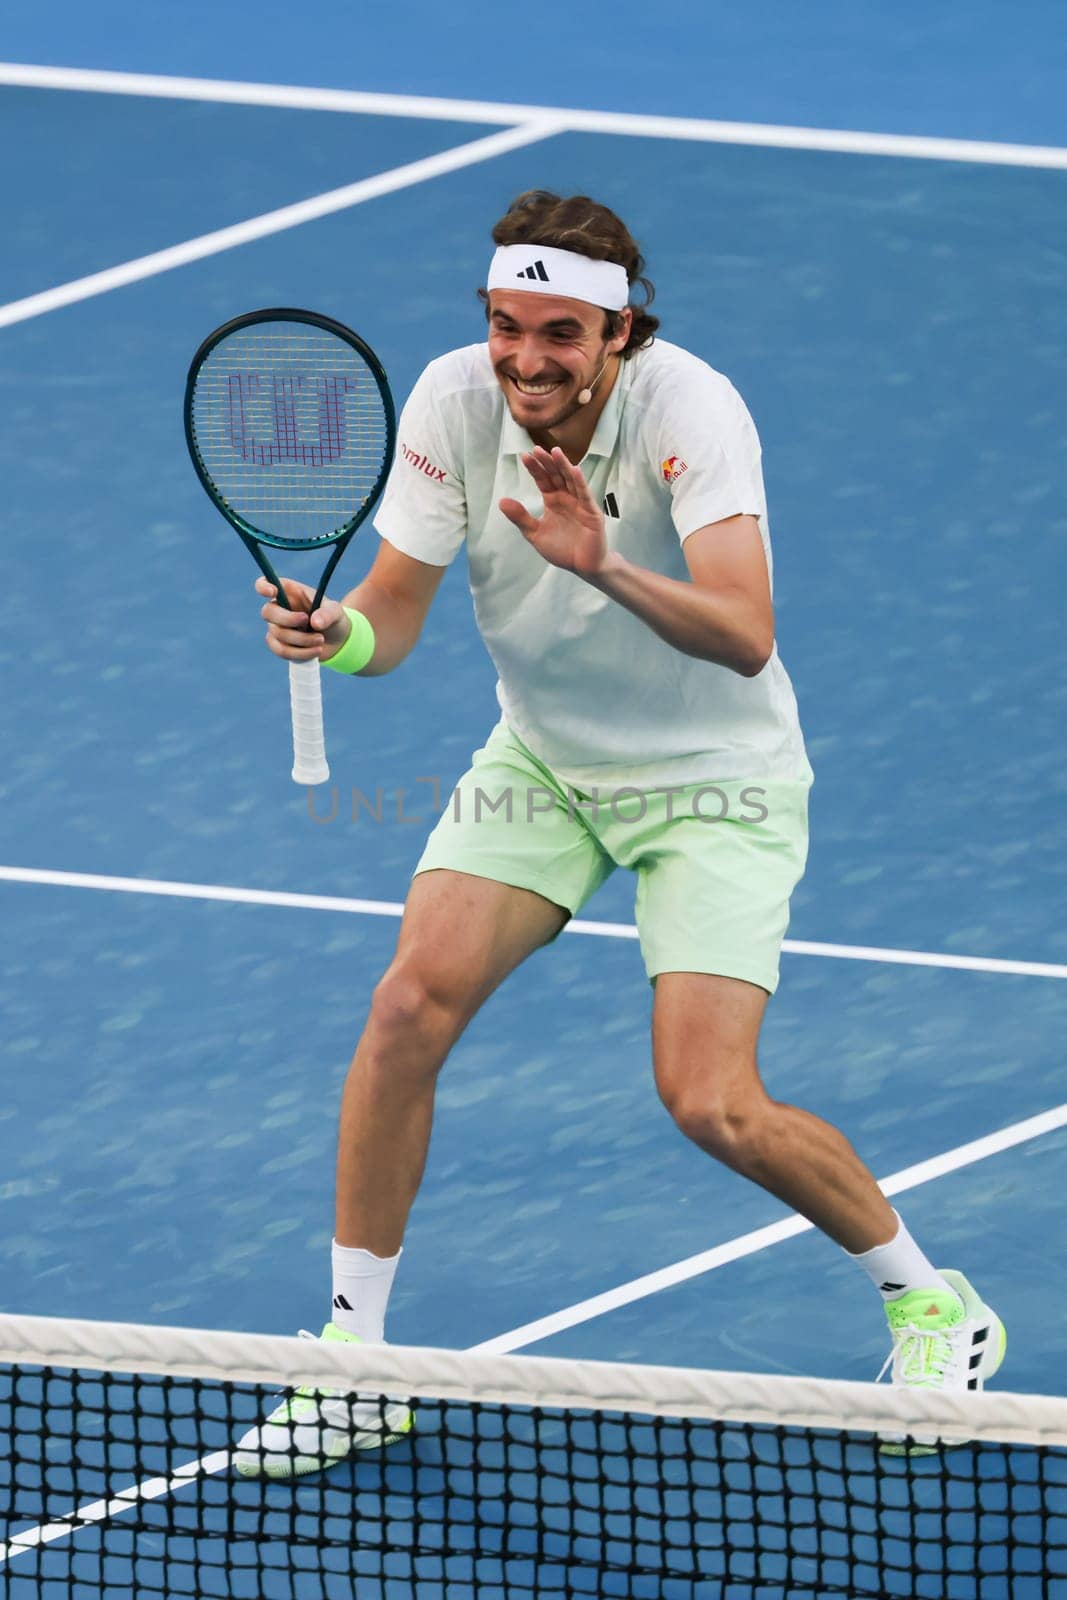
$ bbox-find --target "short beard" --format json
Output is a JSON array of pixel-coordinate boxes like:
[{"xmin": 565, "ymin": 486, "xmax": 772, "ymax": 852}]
[
  {"xmin": 526, "ymin": 385, "xmax": 584, "ymax": 434},
  {"xmin": 501, "ymin": 344, "xmax": 611, "ymax": 434},
  {"xmin": 498, "ymin": 372, "xmax": 574, "ymax": 433}
]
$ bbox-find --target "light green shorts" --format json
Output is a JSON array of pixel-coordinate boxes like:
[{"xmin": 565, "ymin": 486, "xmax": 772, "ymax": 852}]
[{"xmin": 414, "ymin": 721, "xmax": 813, "ymax": 994}]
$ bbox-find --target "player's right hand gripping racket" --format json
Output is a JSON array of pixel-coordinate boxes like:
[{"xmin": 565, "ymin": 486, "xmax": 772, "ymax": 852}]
[{"xmin": 184, "ymin": 308, "xmax": 395, "ymax": 784}]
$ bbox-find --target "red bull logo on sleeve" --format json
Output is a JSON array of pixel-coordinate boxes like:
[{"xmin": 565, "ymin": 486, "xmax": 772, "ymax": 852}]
[{"xmin": 661, "ymin": 455, "xmax": 688, "ymax": 485}]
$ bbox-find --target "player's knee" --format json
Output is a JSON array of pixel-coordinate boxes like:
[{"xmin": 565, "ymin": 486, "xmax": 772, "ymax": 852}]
[
  {"xmin": 659, "ymin": 1071, "xmax": 765, "ymax": 1164},
  {"xmin": 367, "ymin": 965, "xmax": 465, "ymax": 1053},
  {"xmin": 665, "ymin": 1093, "xmax": 748, "ymax": 1157}
]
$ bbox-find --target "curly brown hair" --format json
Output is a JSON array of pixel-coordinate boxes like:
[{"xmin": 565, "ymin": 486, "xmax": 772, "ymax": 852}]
[{"xmin": 479, "ymin": 190, "xmax": 659, "ymax": 358}]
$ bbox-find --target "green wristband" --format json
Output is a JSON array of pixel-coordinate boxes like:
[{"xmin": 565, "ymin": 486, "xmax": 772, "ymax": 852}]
[{"xmin": 322, "ymin": 608, "xmax": 376, "ymax": 674}]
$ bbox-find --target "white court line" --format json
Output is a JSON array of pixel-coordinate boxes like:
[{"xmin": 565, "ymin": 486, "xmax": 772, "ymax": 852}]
[
  {"xmin": 3, "ymin": 1097, "xmax": 1065, "ymax": 1562},
  {"xmin": 0, "ymin": 119, "xmax": 562, "ymax": 330},
  {"xmin": 3, "ymin": 60, "xmax": 1067, "ymax": 169},
  {"xmin": 0, "ymin": 1451, "xmax": 232, "ymax": 1561},
  {"xmin": 1, "ymin": 864, "xmax": 1065, "ymax": 980},
  {"xmin": 474, "ymin": 1100, "xmax": 1067, "ymax": 1352}
]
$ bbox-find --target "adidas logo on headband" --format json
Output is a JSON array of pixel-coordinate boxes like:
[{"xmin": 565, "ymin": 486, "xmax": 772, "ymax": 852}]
[{"xmin": 488, "ymin": 244, "xmax": 630, "ymax": 310}]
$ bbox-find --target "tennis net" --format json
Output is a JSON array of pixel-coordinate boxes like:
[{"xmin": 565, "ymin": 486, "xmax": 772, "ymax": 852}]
[{"xmin": 0, "ymin": 1312, "xmax": 1065, "ymax": 1599}]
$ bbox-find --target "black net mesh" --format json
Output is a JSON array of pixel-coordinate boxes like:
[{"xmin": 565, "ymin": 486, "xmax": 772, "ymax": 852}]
[
  {"xmin": 188, "ymin": 319, "xmax": 391, "ymax": 547},
  {"xmin": 1, "ymin": 1334, "xmax": 1066, "ymax": 1599}
]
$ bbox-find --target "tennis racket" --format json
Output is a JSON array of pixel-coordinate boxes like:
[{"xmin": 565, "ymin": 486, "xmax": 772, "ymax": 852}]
[{"xmin": 184, "ymin": 308, "xmax": 395, "ymax": 784}]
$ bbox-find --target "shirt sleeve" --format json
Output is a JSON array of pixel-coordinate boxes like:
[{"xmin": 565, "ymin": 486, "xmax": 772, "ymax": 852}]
[
  {"xmin": 653, "ymin": 371, "xmax": 767, "ymax": 544},
  {"xmin": 373, "ymin": 363, "xmax": 467, "ymax": 565}
]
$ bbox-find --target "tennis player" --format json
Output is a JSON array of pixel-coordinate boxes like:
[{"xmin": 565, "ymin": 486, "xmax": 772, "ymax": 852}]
[{"xmin": 237, "ymin": 191, "xmax": 1004, "ymax": 1473}]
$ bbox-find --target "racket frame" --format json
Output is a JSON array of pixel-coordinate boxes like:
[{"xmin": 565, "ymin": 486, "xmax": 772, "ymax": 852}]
[
  {"xmin": 183, "ymin": 305, "xmax": 396, "ymax": 616},
  {"xmin": 183, "ymin": 307, "xmax": 396, "ymax": 785}
]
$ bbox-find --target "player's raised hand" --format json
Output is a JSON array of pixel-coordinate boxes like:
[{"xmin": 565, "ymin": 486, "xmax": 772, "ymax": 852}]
[
  {"xmin": 500, "ymin": 446, "xmax": 607, "ymax": 579},
  {"xmin": 256, "ymin": 576, "xmax": 349, "ymax": 662}
]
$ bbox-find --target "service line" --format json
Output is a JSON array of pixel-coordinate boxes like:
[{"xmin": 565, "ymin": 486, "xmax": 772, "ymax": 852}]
[{"xmin": 1, "ymin": 864, "xmax": 1064, "ymax": 981}]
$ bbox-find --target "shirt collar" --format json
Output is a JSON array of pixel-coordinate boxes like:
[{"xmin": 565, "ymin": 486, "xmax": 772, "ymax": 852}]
[{"xmin": 499, "ymin": 356, "xmax": 629, "ymax": 463}]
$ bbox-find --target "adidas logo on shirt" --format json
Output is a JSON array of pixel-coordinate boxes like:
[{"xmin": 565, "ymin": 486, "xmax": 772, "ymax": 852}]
[
  {"xmin": 602, "ymin": 493, "xmax": 620, "ymax": 518},
  {"xmin": 517, "ymin": 260, "xmax": 550, "ymax": 282}
]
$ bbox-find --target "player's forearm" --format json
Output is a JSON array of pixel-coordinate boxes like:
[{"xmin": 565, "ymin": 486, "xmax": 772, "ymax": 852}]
[
  {"xmin": 337, "ymin": 577, "xmax": 423, "ymax": 676},
  {"xmin": 586, "ymin": 552, "xmax": 773, "ymax": 676}
]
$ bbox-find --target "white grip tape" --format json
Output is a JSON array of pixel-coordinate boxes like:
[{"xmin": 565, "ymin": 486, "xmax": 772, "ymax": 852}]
[{"xmin": 288, "ymin": 659, "xmax": 329, "ymax": 785}]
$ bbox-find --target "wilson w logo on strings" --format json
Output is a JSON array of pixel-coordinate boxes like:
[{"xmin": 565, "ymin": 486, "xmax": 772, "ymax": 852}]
[{"xmin": 225, "ymin": 372, "xmax": 362, "ymax": 467}]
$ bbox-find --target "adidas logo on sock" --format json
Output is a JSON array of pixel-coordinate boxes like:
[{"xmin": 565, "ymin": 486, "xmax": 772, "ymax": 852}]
[
  {"xmin": 332, "ymin": 1293, "xmax": 353, "ymax": 1311},
  {"xmin": 517, "ymin": 260, "xmax": 550, "ymax": 282},
  {"xmin": 880, "ymin": 1281, "xmax": 906, "ymax": 1293}
]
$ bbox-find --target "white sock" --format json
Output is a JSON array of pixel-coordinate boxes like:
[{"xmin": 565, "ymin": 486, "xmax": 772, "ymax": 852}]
[
  {"xmin": 330, "ymin": 1240, "xmax": 401, "ymax": 1342},
  {"xmin": 847, "ymin": 1211, "xmax": 959, "ymax": 1303}
]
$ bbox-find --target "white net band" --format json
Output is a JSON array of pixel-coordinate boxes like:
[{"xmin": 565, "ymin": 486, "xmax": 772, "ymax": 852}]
[{"xmin": 0, "ymin": 1311, "xmax": 1064, "ymax": 1448}]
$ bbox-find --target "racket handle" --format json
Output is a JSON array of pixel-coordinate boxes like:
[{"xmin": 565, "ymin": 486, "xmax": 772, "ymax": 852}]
[{"xmin": 288, "ymin": 660, "xmax": 330, "ymax": 785}]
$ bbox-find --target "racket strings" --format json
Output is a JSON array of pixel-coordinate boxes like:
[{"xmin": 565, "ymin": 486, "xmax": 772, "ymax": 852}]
[{"xmin": 189, "ymin": 322, "xmax": 391, "ymax": 546}]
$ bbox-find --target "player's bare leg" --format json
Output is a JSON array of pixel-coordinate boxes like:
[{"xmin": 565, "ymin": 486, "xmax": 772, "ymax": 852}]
[
  {"xmin": 651, "ymin": 971, "xmax": 1005, "ymax": 1442},
  {"xmin": 236, "ymin": 870, "xmax": 567, "ymax": 1479},
  {"xmin": 335, "ymin": 868, "xmax": 567, "ymax": 1255},
  {"xmin": 651, "ymin": 971, "xmax": 895, "ymax": 1252}
]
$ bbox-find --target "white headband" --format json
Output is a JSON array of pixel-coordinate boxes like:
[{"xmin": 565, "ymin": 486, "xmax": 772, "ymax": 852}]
[{"xmin": 487, "ymin": 244, "xmax": 630, "ymax": 311}]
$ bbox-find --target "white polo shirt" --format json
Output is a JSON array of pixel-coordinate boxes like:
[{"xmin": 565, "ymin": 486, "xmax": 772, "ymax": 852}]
[{"xmin": 374, "ymin": 338, "xmax": 812, "ymax": 792}]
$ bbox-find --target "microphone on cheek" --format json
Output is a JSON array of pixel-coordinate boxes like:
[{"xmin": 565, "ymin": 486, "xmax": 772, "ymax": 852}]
[{"xmin": 577, "ymin": 359, "xmax": 610, "ymax": 406}]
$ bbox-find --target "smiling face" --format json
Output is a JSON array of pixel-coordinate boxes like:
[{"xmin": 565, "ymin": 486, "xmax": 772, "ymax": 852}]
[{"xmin": 487, "ymin": 290, "xmax": 630, "ymax": 436}]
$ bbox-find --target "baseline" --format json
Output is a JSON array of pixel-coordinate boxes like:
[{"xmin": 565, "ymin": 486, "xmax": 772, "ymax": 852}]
[{"xmin": 2, "ymin": 61, "xmax": 1067, "ymax": 170}]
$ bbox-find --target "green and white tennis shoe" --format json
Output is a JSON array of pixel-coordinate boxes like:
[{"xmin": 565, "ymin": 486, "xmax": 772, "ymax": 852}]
[
  {"xmin": 233, "ymin": 1321, "xmax": 414, "ymax": 1479},
  {"xmin": 877, "ymin": 1268, "xmax": 1006, "ymax": 1456}
]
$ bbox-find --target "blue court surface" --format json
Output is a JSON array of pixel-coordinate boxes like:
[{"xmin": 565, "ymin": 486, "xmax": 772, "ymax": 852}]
[{"xmin": 0, "ymin": 4, "xmax": 1065, "ymax": 1593}]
